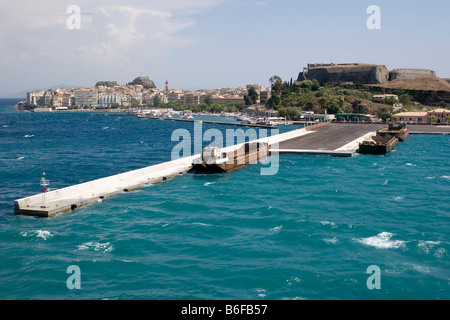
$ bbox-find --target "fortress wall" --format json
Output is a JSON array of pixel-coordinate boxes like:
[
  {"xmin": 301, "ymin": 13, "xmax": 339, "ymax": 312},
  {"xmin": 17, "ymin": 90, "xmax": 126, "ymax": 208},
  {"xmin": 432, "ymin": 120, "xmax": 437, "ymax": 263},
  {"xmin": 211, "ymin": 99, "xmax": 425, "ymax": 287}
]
[
  {"xmin": 389, "ymin": 69, "xmax": 436, "ymax": 81},
  {"xmin": 305, "ymin": 64, "xmax": 389, "ymax": 84}
]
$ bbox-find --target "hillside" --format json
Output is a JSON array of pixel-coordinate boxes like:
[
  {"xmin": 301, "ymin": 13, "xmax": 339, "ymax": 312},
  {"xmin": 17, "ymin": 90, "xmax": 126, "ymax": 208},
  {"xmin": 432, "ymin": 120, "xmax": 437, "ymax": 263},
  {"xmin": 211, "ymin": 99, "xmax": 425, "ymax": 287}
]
[{"xmin": 376, "ymin": 77, "xmax": 450, "ymax": 92}]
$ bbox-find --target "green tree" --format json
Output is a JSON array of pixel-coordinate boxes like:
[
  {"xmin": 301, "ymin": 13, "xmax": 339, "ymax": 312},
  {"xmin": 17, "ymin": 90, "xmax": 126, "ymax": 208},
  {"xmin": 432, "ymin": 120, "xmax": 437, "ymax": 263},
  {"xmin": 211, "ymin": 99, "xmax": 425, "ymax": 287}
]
[
  {"xmin": 377, "ymin": 107, "xmax": 393, "ymax": 122},
  {"xmin": 429, "ymin": 115, "xmax": 437, "ymax": 123},
  {"xmin": 267, "ymin": 94, "xmax": 280, "ymax": 108},
  {"xmin": 399, "ymin": 94, "xmax": 412, "ymax": 105},
  {"xmin": 248, "ymin": 87, "xmax": 258, "ymax": 104},
  {"xmin": 153, "ymin": 95, "xmax": 162, "ymax": 107},
  {"xmin": 244, "ymin": 95, "xmax": 253, "ymax": 106},
  {"xmin": 130, "ymin": 98, "xmax": 141, "ymax": 107},
  {"xmin": 204, "ymin": 95, "xmax": 213, "ymax": 106},
  {"xmin": 269, "ymin": 75, "xmax": 283, "ymax": 95}
]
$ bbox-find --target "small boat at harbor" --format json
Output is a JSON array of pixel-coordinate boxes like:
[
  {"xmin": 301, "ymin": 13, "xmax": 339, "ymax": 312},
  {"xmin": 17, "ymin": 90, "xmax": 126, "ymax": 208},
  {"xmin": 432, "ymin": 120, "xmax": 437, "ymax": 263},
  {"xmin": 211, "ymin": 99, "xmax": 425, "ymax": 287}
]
[
  {"xmin": 359, "ymin": 134, "xmax": 399, "ymax": 155},
  {"xmin": 190, "ymin": 142, "xmax": 269, "ymax": 173},
  {"xmin": 378, "ymin": 123, "xmax": 409, "ymax": 142}
]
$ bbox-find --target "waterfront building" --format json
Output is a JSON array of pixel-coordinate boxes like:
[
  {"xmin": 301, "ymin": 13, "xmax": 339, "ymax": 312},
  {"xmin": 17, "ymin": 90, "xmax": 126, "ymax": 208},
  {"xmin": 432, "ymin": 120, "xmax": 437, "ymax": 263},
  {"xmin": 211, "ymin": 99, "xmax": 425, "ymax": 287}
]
[
  {"xmin": 427, "ymin": 108, "xmax": 450, "ymax": 124},
  {"xmin": 211, "ymin": 96, "xmax": 244, "ymax": 104},
  {"xmin": 181, "ymin": 93, "xmax": 200, "ymax": 105},
  {"xmin": 395, "ymin": 111, "xmax": 429, "ymax": 123},
  {"xmin": 26, "ymin": 90, "xmax": 45, "ymax": 106},
  {"xmin": 99, "ymin": 93, "xmax": 122, "ymax": 107},
  {"xmin": 168, "ymin": 91, "xmax": 184, "ymax": 102},
  {"xmin": 74, "ymin": 89, "xmax": 99, "ymax": 107},
  {"xmin": 259, "ymin": 90, "xmax": 272, "ymax": 105}
]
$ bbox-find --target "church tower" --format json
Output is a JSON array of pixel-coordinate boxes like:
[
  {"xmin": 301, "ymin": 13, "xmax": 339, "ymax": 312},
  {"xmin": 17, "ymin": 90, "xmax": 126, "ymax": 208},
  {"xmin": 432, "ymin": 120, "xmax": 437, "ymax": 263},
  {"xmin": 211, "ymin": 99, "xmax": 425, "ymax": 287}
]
[{"xmin": 165, "ymin": 80, "xmax": 169, "ymax": 92}]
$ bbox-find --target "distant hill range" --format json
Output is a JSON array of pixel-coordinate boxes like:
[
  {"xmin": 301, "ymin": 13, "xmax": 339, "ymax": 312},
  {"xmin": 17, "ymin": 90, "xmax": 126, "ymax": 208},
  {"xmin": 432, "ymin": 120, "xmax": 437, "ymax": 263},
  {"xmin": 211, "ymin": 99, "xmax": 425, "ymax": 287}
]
[{"xmin": 3, "ymin": 84, "xmax": 81, "ymax": 99}]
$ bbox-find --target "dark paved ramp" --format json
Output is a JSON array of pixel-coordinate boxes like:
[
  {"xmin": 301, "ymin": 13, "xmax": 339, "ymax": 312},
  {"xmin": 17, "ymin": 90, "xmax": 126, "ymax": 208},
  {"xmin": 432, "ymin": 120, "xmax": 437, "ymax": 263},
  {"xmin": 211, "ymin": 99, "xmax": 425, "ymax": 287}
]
[
  {"xmin": 279, "ymin": 123, "xmax": 385, "ymax": 150},
  {"xmin": 409, "ymin": 125, "xmax": 450, "ymax": 134}
]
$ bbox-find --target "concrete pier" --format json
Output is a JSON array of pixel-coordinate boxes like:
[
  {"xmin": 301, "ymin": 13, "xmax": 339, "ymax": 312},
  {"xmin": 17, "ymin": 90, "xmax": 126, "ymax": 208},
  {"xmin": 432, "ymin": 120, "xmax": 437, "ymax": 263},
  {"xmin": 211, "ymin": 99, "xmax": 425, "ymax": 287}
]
[
  {"xmin": 14, "ymin": 155, "xmax": 197, "ymax": 217},
  {"xmin": 13, "ymin": 124, "xmax": 314, "ymax": 217},
  {"xmin": 13, "ymin": 122, "xmax": 449, "ymax": 217}
]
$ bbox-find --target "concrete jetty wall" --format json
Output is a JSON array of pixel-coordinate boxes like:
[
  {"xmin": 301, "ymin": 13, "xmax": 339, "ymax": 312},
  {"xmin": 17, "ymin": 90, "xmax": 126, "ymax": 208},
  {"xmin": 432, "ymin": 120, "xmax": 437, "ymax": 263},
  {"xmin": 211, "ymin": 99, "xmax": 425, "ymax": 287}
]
[
  {"xmin": 14, "ymin": 155, "xmax": 197, "ymax": 217},
  {"xmin": 14, "ymin": 123, "xmax": 327, "ymax": 217}
]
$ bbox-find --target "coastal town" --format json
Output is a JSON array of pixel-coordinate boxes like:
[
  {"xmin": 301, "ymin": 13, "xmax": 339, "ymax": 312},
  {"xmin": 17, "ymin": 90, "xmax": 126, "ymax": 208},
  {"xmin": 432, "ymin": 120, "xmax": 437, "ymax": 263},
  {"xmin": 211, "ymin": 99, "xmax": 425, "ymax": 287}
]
[
  {"xmin": 22, "ymin": 76, "xmax": 271, "ymax": 111},
  {"xmin": 19, "ymin": 63, "xmax": 450, "ymax": 126}
]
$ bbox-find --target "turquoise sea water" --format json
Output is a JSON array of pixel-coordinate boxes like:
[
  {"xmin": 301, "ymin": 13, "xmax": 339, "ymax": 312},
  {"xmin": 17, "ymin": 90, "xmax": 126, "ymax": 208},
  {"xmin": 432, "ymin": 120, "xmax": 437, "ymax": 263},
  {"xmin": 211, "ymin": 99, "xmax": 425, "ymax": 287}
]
[{"xmin": 0, "ymin": 99, "xmax": 448, "ymax": 300}]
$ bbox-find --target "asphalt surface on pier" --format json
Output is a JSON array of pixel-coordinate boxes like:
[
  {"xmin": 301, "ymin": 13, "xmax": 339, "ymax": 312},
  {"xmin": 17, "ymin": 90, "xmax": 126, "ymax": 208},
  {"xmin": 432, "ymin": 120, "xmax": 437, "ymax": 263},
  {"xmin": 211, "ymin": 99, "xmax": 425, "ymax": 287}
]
[
  {"xmin": 279, "ymin": 123, "xmax": 384, "ymax": 150},
  {"xmin": 279, "ymin": 123, "xmax": 450, "ymax": 151}
]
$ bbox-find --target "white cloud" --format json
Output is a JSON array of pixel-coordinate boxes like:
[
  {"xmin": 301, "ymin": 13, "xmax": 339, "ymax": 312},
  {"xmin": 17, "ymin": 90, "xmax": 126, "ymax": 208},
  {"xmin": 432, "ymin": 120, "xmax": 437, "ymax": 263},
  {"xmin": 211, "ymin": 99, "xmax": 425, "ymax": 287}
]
[{"xmin": 0, "ymin": 0, "xmax": 226, "ymax": 95}]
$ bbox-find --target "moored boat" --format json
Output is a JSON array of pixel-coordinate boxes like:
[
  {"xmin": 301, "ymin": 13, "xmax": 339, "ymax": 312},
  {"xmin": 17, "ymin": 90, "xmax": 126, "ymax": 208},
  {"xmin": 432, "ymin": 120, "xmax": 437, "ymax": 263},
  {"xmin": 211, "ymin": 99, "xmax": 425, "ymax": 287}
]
[
  {"xmin": 378, "ymin": 123, "xmax": 409, "ymax": 142},
  {"xmin": 190, "ymin": 142, "xmax": 269, "ymax": 173},
  {"xmin": 359, "ymin": 134, "xmax": 399, "ymax": 155}
]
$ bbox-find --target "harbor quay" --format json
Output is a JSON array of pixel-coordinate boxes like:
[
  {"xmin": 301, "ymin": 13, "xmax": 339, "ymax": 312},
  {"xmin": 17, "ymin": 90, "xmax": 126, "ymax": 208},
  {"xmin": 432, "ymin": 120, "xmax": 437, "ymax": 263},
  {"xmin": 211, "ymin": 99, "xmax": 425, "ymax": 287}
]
[{"xmin": 14, "ymin": 122, "xmax": 449, "ymax": 217}]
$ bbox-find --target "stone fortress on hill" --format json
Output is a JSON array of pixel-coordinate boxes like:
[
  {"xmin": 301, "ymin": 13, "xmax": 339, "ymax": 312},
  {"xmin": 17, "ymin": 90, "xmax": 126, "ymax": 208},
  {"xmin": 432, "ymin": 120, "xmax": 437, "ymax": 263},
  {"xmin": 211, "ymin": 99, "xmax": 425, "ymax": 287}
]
[{"xmin": 297, "ymin": 63, "xmax": 437, "ymax": 84}]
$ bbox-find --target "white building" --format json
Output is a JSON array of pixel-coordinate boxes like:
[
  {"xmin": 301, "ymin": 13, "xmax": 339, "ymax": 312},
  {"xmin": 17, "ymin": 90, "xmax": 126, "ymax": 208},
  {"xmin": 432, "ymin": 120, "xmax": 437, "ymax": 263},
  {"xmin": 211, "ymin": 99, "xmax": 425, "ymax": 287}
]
[{"xmin": 99, "ymin": 93, "xmax": 122, "ymax": 107}]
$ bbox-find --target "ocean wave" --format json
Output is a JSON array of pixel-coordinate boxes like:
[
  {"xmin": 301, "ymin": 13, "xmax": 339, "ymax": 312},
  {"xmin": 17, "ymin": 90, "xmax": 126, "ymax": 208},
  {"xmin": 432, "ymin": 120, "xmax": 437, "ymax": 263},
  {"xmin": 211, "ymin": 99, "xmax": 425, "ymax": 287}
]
[
  {"xmin": 285, "ymin": 277, "xmax": 302, "ymax": 286},
  {"xmin": 189, "ymin": 222, "xmax": 212, "ymax": 227},
  {"xmin": 255, "ymin": 288, "xmax": 267, "ymax": 298},
  {"xmin": 203, "ymin": 182, "xmax": 216, "ymax": 187},
  {"xmin": 355, "ymin": 232, "xmax": 405, "ymax": 249},
  {"xmin": 77, "ymin": 242, "xmax": 114, "ymax": 253},
  {"xmin": 405, "ymin": 163, "xmax": 416, "ymax": 167},
  {"xmin": 319, "ymin": 221, "xmax": 337, "ymax": 228},
  {"xmin": 441, "ymin": 176, "xmax": 450, "ymax": 180},
  {"xmin": 20, "ymin": 230, "xmax": 53, "ymax": 240},
  {"xmin": 417, "ymin": 240, "xmax": 441, "ymax": 255},
  {"xmin": 24, "ymin": 134, "xmax": 34, "ymax": 138},
  {"xmin": 269, "ymin": 225, "xmax": 283, "ymax": 233},
  {"xmin": 323, "ymin": 237, "xmax": 338, "ymax": 244}
]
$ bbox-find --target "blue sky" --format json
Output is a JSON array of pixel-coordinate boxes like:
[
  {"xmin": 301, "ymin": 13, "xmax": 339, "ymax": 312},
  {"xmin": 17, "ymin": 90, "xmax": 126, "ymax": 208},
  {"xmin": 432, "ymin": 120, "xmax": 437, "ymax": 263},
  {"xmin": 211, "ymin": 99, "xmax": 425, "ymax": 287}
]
[{"xmin": 1, "ymin": 0, "xmax": 449, "ymax": 96}]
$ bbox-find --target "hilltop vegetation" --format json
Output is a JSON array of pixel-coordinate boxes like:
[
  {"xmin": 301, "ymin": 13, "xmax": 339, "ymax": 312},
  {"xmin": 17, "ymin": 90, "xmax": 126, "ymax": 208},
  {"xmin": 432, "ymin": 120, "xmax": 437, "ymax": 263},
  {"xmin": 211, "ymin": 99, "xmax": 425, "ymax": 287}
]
[{"xmin": 267, "ymin": 77, "xmax": 393, "ymax": 120}]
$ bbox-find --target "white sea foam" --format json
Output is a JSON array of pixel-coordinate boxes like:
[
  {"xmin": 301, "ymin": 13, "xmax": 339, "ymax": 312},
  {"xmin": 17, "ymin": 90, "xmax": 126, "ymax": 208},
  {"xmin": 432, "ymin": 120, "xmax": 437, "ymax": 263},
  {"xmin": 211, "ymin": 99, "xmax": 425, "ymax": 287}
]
[
  {"xmin": 433, "ymin": 248, "xmax": 446, "ymax": 258},
  {"xmin": 270, "ymin": 225, "xmax": 283, "ymax": 233},
  {"xmin": 323, "ymin": 237, "xmax": 338, "ymax": 244},
  {"xmin": 382, "ymin": 180, "xmax": 389, "ymax": 185},
  {"xmin": 393, "ymin": 196, "xmax": 404, "ymax": 201},
  {"xmin": 256, "ymin": 288, "xmax": 267, "ymax": 298},
  {"xmin": 412, "ymin": 264, "xmax": 431, "ymax": 273},
  {"xmin": 319, "ymin": 221, "xmax": 337, "ymax": 228},
  {"xmin": 417, "ymin": 241, "xmax": 441, "ymax": 254},
  {"xmin": 24, "ymin": 134, "xmax": 34, "ymax": 138},
  {"xmin": 441, "ymin": 176, "xmax": 450, "ymax": 180},
  {"xmin": 78, "ymin": 242, "xmax": 114, "ymax": 253},
  {"xmin": 190, "ymin": 222, "xmax": 212, "ymax": 227},
  {"xmin": 355, "ymin": 232, "xmax": 405, "ymax": 249},
  {"xmin": 282, "ymin": 296, "xmax": 307, "ymax": 300},
  {"xmin": 21, "ymin": 230, "xmax": 53, "ymax": 240},
  {"xmin": 285, "ymin": 277, "xmax": 302, "ymax": 286},
  {"xmin": 203, "ymin": 182, "xmax": 216, "ymax": 187},
  {"xmin": 405, "ymin": 163, "xmax": 416, "ymax": 167}
]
